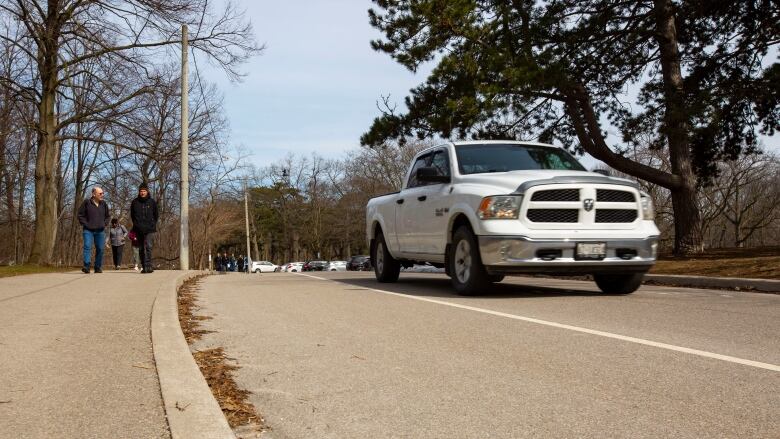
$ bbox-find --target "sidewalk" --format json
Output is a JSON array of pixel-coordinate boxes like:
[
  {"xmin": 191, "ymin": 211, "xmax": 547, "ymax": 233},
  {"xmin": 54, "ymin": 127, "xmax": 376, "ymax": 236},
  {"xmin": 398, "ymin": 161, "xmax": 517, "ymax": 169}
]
[{"xmin": 0, "ymin": 270, "xmax": 187, "ymax": 439}]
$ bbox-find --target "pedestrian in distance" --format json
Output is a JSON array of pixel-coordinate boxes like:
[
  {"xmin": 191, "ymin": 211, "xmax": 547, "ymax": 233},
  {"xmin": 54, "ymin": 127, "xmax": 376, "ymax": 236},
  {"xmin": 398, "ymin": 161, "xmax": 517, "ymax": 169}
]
[
  {"xmin": 130, "ymin": 182, "xmax": 159, "ymax": 274},
  {"xmin": 109, "ymin": 218, "xmax": 128, "ymax": 270},
  {"xmin": 230, "ymin": 253, "xmax": 237, "ymax": 272},
  {"xmin": 128, "ymin": 229, "xmax": 142, "ymax": 271},
  {"xmin": 237, "ymin": 255, "xmax": 244, "ymax": 273},
  {"xmin": 77, "ymin": 186, "xmax": 111, "ymax": 273}
]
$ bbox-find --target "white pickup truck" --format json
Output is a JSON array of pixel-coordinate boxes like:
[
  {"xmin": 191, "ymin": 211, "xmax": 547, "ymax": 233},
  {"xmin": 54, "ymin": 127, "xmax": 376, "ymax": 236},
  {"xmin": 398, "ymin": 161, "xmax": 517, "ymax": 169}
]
[{"xmin": 366, "ymin": 141, "xmax": 660, "ymax": 295}]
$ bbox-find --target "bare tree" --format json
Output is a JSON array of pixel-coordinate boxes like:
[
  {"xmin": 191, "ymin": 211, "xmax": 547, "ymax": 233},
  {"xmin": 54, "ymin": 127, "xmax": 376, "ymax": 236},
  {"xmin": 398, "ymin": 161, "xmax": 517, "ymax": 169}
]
[
  {"xmin": 701, "ymin": 154, "xmax": 780, "ymax": 248},
  {"xmin": 0, "ymin": 0, "xmax": 261, "ymax": 264}
]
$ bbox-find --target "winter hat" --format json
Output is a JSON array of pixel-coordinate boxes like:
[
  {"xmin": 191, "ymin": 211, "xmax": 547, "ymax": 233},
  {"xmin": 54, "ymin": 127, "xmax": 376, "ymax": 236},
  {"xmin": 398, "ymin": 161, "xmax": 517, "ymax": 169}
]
[{"xmin": 139, "ymin": 182, "xmax": 149, "ymax": 191}]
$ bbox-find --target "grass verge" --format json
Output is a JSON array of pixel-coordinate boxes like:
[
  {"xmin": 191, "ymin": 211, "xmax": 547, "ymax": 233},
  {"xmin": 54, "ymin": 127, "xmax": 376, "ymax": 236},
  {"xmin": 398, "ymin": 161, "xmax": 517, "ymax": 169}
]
[
  {"xmin": 652, "ymin": 247, "xmax": 780, "ymax": 279},
  {"xmin": 0, "ymin": 264, "xmax": 73, "ymax": 278},
  {"xmin": 177, "ymin": 275, "xmax": 266, "ymax": 434}
]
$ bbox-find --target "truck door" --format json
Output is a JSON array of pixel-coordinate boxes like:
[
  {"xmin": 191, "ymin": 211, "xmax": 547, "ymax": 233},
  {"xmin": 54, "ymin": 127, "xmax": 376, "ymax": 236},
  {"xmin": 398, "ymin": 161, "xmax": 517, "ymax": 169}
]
[
  {"xmin": 396, "ymin": 152, "xmax": 431, "ymax": 254},
  {"xmin": 415, "ymin": 148, "xmax": 452, "ymax": 255}
]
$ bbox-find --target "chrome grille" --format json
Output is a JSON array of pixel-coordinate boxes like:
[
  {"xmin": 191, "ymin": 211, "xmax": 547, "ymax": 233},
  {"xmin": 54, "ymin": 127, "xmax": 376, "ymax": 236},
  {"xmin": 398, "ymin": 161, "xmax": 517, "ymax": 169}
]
[
  {"xmin": 527, "ymin": 209, "xmax": 579, "ymax": 223},
  {"xmin": 596, "ymin": 189, "xmax": 635, "ymax": 202},
  {"xmin": 595, "ymin": 209, "xmax": 637, "ymax": 223},
  {"xmin": 531, "ymin": 189, "xmax": 580, "ymax": 202}
]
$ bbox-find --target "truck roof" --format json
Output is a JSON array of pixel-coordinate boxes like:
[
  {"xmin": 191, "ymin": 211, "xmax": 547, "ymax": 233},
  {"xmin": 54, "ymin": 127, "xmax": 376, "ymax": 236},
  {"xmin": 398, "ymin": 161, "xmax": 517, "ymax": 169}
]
[
  {"xmin": 416, "ymin": 140, "xmax": 561, "ymax": 156},
  {"xmin": 449, "ymin": 140, "xmax": 558, "ymax": 148}
]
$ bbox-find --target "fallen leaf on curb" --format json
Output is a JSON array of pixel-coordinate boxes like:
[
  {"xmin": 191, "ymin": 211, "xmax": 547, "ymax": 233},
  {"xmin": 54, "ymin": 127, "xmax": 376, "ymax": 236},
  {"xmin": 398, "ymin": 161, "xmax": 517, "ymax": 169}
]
[
  {"xmin": 178, "ymin": 276, "xmax": 265, "ymax": 434},
  {"xmin": 132, "ymin": 363, "xmax": 153, "ymax": 370},
  {"xmin": 351, "ymin": 355, "xmax": 366, "ymax": 361},
  {"xmin": 175, "ymin": 401, "xmax": 190, "ymax": 411}
]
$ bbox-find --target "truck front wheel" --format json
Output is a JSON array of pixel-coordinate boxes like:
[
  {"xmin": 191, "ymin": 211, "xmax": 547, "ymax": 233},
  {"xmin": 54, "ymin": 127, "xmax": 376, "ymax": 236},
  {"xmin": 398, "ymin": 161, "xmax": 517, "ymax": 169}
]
[
  {"xmin": 449, "ymin": 226, "xmax": 490, "ymax": 295},
  {"xmin": 594, "ymin": 273, "xmax": 644, "ymax": 295},
  {"xmin": 373, "ymin": 232, "xmax": 400, "ymax": 283}
]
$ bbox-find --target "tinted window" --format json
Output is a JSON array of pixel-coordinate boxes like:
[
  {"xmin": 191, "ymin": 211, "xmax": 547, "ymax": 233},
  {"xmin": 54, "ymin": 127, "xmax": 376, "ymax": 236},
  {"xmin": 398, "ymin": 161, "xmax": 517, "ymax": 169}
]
[
  {"xmin": 406, "ymin": 153, "xmax": 432, "ymax": 188},
  {"xmin": 455, "ymin": 144, "xmax": 585, "ymax": 174},
  {"xmin": 430, "ymin": 149, "xmax": 451, "ymax": 178}
]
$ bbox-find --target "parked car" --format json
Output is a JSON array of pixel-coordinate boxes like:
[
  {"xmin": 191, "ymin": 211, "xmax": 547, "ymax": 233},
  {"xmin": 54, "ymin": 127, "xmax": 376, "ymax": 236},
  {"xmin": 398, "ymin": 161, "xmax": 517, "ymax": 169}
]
[
  {"xmin": 251, "ymin": 260, "xmax": 278, "ymax": 273},
  {"xmin": 347, "ymin": 255, "xmax": 372, "ymax": 271},
  {"xmin": 283, "ymin": 262, "xmax": 304, "ymax": 272},
  {"xmin": 326, "ymin": 261, "xmax": 347, "ymax": 271},
  {"xmin": 302, "ymin": 260, "xmax": 328, "ymax": 271},
  {"xmin": 366, "ymin": 140, "xmax": 660, "ymax": 296}
]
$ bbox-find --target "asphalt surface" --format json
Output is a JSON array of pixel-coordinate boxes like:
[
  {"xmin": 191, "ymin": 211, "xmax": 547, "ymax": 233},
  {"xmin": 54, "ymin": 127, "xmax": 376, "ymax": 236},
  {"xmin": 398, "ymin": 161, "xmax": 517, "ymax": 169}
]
[
  {"xmin": 0, "ymin": 270, "xmax": 181, "ymax": 439},
  {"xmin": 197, "ymin": 272, "xmax": 779, "ymax": 439}
]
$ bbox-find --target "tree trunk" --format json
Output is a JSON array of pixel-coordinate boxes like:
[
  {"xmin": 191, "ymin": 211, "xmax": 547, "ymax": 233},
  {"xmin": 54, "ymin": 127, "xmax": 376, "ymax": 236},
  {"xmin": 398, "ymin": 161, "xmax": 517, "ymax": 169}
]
[
  {"xmin": 653, "ymin": 0, "xmax": 703, "ymax": 254},
  {"xmin": 29, "ymin": 37, "xmax": 62, "ymax": 264}
]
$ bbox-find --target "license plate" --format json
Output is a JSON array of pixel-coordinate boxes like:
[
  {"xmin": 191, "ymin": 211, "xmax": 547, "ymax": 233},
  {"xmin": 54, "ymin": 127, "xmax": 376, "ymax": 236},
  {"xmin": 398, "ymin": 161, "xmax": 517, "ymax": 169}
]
[{"xmin": 576, "ymin": 242, "xmax": 606, "ymax": 260}]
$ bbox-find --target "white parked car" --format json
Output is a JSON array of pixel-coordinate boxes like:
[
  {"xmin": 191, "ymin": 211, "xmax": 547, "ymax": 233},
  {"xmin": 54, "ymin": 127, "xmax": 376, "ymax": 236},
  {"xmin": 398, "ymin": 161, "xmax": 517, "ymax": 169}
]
[
  {"xmin": 326, "ymin": 261, "xmax": 347, "ymax": 271},
  {"xmin": 251, "ymin": 261, "xmax": 278, "ymax": 273},
  {"xmin": 283, "ymin": 262, "xmax": 304, "ymax": 272},
  {"xmin": 366, "ymin": 140, "xmax": 659, "ymax": 296}
]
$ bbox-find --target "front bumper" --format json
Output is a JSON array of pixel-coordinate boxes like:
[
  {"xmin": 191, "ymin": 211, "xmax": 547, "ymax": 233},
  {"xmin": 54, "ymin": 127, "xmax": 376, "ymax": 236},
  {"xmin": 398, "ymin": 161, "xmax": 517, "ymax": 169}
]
[{"xmin": 479, "ymin": 235, "xmax": 658, "ymax": 275}]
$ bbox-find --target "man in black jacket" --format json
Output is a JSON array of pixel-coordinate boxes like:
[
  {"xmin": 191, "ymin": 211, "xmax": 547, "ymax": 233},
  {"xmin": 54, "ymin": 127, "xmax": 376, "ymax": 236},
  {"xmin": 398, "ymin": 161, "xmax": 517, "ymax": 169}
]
[
  {"xmin": 77, "ymin": 186, "xmax": 111, "ymax": 273},
  {"xmin": 130, "ymin": 183, "xmax": 159, "ymax": 273}
]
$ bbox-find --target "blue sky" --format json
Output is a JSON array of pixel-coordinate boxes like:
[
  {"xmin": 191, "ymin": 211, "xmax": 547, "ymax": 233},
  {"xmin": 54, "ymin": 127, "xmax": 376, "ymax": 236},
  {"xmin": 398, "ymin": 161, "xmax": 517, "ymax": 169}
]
[{"xmin": 197, "ymin": 1, "xmax": 431, "ymax": 168}]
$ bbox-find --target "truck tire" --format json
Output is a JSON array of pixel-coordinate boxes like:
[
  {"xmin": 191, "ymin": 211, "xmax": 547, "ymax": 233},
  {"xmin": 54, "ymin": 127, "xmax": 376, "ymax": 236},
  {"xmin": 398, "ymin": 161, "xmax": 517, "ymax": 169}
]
[
  {"xmin": 594, "ymin": 273, "xmax": 644, "ymax": 295},
  {"xmin": 373, "ymin": 232, "xmax": 400, "ymax": 283},
  {"xmin": 449, "ymin": 226, "xmax": 490, "ymax": 295}
]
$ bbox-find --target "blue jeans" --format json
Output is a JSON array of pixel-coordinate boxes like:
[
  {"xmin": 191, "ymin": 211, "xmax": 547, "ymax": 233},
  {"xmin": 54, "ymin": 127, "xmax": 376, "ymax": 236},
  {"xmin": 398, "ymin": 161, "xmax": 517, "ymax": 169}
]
[{"xmin": 83, "ymin": 228, "xmax": 106, "ymax": 270}]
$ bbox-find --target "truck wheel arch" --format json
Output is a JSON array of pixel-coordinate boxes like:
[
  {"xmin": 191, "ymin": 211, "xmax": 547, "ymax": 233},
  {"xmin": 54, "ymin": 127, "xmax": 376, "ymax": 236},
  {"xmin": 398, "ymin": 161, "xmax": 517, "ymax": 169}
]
[{"xmin": 448, "ymin": 213, "xmax": 474, "ymax": 243}]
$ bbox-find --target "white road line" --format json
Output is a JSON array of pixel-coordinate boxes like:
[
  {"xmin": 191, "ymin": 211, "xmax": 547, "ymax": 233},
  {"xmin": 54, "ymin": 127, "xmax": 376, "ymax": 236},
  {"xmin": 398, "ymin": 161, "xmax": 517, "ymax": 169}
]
[{"xmin": 298, "ymin": 273, "xmax": 780, "ymax": 372}]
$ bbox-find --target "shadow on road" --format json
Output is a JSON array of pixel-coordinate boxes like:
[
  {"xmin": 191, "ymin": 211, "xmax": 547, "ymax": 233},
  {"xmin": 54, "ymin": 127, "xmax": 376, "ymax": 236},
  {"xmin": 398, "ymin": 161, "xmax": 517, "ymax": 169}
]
[{"xmin": 323, "ymin": 274, "xmax": 602, "ymax": 299}]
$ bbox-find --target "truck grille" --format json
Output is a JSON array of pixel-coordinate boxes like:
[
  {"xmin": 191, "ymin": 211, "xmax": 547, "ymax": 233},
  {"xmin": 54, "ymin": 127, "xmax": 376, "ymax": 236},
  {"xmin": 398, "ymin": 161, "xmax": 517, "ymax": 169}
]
[
  {"xmin": 596, "ymin": 189, "xmax": 635, "ymax": 202},
  {"xmin": 595, "ymin": 209, "xmax": 637, "ymax": 223},
  {"xmin": 527, "ymin": 209, "xmax": 579, "ymax": 223},
  {"xmin": 524, "ymin": 184, "xmax": 640, "ymax": 228},
  {"xmin": 531, "ymin": 189, "xmax": 579, "ymax": 202}
]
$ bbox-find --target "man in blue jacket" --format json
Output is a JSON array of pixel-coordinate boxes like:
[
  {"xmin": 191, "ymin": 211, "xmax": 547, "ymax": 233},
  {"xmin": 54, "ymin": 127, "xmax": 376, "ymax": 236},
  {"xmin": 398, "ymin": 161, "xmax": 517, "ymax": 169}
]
[
  {"xmin": 77, "ymin": 186, "xmax": 111, "ymax": 273},
  {"xmin": 130, "ymin": 183, "xmax": 159, "ymax": 274}
]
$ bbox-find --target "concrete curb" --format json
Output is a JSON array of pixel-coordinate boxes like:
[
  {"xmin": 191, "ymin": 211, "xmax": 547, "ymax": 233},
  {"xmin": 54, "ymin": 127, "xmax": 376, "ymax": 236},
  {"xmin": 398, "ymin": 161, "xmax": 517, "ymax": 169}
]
[
  {"xmin": 151, "ymin": 271, "xmax": 236, "ymax": 439},
  {"xmin": 645, "ymin": 274, "xmax": 780, "ymax": 293}
]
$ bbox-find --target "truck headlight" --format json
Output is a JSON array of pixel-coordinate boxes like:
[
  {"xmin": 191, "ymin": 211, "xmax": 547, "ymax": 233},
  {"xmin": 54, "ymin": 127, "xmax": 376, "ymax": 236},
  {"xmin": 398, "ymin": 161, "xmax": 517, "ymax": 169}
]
[
  {"xmin": 640, "ymin": 194, "xmax": 654, "ymax": 221},
  {"xmin": 478, "ymin": 196, "xmax": 522, "ymax": 219}
]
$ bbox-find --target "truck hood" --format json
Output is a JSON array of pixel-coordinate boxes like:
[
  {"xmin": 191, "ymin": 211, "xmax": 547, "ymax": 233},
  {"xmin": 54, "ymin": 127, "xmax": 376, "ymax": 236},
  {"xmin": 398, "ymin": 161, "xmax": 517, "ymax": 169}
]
[{"xmin": 456, "ymin": 170, "xmax": 637, "ymax": 194}]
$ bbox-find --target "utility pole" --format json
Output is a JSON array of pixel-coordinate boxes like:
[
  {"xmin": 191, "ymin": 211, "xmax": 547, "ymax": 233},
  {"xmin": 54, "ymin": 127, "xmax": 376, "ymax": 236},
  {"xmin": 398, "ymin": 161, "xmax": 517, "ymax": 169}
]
[
  {"xmin": 244, "ymin": 180, "xmax": 251, "ymax": 272},
  {"xmin": 180, "ymin": 24, "xmax": 190, "ymax": 270}
]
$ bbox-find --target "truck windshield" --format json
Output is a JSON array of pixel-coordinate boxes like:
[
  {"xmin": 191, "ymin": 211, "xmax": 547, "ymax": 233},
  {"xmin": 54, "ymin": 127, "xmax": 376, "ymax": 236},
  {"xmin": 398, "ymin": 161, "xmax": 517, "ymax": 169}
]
[{"xmin": 455, "ymin": 143, "xmax": 585, "ymax": 174}]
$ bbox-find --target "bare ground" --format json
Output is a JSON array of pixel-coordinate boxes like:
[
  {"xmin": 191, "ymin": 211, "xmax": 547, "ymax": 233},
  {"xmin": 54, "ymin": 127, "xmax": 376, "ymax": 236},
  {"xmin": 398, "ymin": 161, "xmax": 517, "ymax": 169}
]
[{"xmin": 651, "ymin": 247, "xmax": 780, "ymax": 279}]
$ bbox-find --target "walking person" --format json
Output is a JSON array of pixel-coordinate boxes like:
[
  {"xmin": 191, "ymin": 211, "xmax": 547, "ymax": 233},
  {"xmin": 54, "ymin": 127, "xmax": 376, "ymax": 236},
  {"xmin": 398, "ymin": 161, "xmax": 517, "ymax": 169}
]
[
  {"xmin": 130, "ymin": 183, "xmax": 159, "ymax": 274},
  {"xmin": 77, "ymin": 186, "xmax": 111, "ymax": 273},
  {"xmin": 128, "ymin": 229, "xmax": 142, "ymax": 271},
  {"xmin": 109, "ymin": 218, "xmax": 128, "ymax": 270}
]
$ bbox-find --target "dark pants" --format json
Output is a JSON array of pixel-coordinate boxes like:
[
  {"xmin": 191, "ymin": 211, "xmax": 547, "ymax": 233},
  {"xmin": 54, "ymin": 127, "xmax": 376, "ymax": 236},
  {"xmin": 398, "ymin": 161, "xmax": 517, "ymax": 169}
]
[
  {"xmin": 111, "ymin": 245, "xmax": 124, "ymax": 268},
  {"xmin": 136, "ymin": 231, "xmax": 155, "ymax": 270}
]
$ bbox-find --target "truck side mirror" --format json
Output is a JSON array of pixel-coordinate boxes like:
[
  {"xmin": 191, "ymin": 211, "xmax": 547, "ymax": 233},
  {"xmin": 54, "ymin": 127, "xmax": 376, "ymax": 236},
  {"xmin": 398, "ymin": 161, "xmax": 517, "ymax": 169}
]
[{"xmin": 417, "ymin": 167, "xmax": 450, "ymax": 183}]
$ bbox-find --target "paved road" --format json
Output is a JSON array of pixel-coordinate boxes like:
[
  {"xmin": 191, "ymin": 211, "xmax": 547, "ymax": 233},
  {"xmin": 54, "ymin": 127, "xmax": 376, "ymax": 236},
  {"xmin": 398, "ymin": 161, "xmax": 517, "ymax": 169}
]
[
  {"xmin": 196, "ymin": 272, "xmax": 779, "ymax": 439},
  {"xmin": 0, "ymin": 271, "xmax": 181, "ymax": 439}
]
